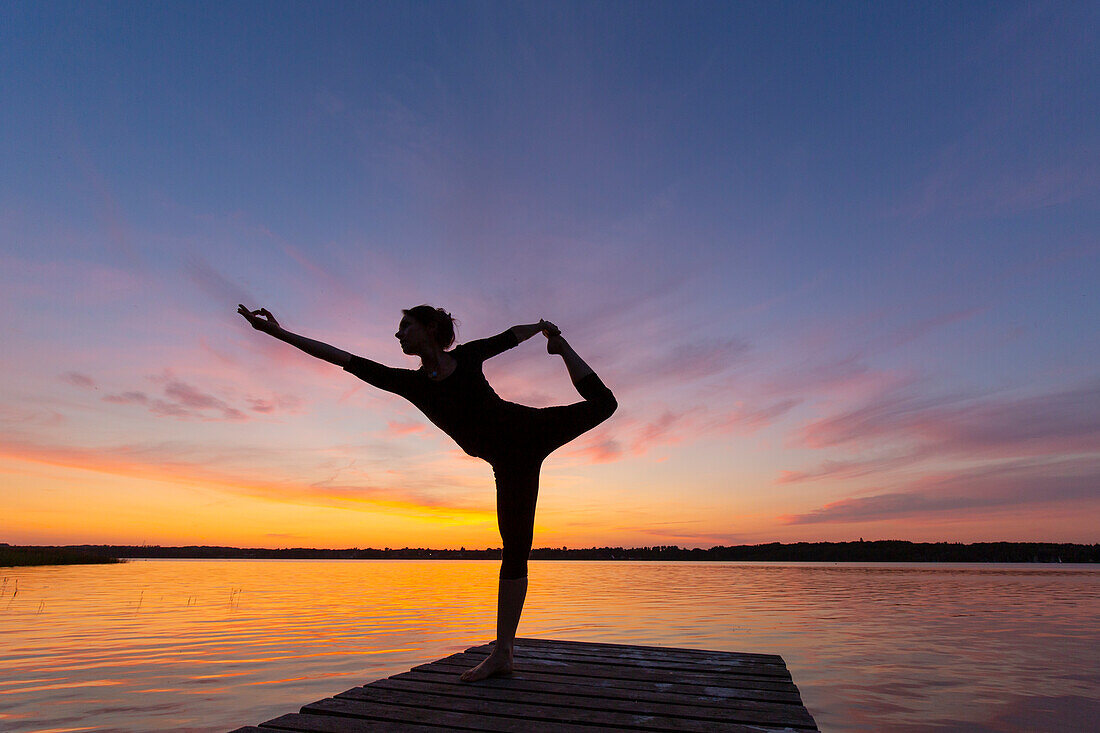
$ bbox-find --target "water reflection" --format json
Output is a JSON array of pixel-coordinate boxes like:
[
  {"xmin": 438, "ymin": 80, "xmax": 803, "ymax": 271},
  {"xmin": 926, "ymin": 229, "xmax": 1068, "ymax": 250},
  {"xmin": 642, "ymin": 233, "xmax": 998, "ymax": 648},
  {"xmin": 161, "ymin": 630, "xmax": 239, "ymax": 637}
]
[{"xmin": 0, "ymin": 560, "xmax": 1097, "ymax": 731}]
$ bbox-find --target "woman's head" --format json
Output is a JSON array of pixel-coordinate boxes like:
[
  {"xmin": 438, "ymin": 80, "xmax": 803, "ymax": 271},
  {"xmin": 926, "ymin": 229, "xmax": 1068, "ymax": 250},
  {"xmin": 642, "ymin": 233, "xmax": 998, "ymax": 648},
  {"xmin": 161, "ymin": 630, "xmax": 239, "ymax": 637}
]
[{"xmin": 397, "ymin": 305, "xmax": 456, "ymax": 353}]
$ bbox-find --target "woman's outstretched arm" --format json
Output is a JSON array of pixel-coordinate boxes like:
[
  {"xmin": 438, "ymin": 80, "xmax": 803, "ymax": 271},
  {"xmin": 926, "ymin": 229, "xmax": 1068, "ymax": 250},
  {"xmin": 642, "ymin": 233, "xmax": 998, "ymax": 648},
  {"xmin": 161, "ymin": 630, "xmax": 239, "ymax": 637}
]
[
  {"xmin": 466, "ymin": 320, "xmax": 563, "ymax": 362},
  {"xmin": 238, "ymin": 305, "xmax": 352, "ymax": 368},
  {"xmin": 510, "ymin": 319, "xmax": 561, "ymax": 343}
]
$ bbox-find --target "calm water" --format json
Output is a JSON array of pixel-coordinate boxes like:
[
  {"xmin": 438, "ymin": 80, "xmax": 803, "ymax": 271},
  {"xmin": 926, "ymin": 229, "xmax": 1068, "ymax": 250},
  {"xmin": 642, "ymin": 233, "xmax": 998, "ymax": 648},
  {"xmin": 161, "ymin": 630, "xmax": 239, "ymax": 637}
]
[{"xmin": 1, "ymin": 560, "xmax": 1097, "ymax": 732}]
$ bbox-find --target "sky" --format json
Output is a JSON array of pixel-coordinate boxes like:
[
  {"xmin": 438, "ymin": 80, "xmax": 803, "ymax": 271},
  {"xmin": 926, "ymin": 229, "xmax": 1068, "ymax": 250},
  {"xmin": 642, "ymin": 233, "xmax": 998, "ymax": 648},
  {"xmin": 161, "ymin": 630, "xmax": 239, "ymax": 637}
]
[{"xmin": 2, "ymin": 1, "xmax": 1097, "ymax": 549}]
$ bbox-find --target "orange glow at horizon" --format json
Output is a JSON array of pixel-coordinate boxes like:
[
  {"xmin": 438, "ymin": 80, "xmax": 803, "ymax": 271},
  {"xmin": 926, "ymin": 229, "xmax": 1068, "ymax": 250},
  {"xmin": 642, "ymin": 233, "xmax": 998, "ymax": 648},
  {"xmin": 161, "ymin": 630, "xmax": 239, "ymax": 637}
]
[{"xmin": 6, "ymin": 444, "xmax": 1097, "ymax": 550}]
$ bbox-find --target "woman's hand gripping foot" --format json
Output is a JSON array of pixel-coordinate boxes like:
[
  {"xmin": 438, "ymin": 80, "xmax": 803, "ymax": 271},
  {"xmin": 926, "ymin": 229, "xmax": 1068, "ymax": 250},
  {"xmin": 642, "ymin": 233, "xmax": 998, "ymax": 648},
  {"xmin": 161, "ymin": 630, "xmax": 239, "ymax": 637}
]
[
  {"xmin": 460, "ymin": 647, "xmax": 514, "ymax": 682},
  {"xmin": 541, "ymin": 320, "xmax": 565, "ymax": 355}
]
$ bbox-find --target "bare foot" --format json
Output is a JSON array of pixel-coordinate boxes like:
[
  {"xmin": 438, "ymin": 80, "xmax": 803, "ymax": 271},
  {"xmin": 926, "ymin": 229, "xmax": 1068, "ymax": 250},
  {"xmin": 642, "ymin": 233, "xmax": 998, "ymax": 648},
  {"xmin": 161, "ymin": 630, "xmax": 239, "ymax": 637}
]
[{"xmin": 460, "ymin": 649, "xmax": 514, "ymax": 682}]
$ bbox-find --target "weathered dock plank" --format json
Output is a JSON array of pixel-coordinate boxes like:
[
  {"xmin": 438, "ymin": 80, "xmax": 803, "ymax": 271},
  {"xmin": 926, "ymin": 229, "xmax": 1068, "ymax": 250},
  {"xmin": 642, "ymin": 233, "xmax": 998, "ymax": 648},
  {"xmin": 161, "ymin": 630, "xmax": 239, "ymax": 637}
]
[
  {"xmin": 428, "ymin": 652, "xmax": 797, "ymax": 693},
  {"xmin": 377, "ymin": 670, "xmax": 809, "ymax": 717},
  {"xmin": 465, "ymin": 643, "xmax": 793, "ymax": 678},
  {"xmin": 514, "ymin": 637, "xmax": 787, "ymax": 664},
  {"xmin": 415, "ymin": 658, "xmax": 805, "ymax": 704},
  {"xmin": 229, "ymin": 638, "xmax": 817, "ymax": 732},
  {"xmin": 338, "ymin": 677, "xmax": 816, "ymax": 728}
]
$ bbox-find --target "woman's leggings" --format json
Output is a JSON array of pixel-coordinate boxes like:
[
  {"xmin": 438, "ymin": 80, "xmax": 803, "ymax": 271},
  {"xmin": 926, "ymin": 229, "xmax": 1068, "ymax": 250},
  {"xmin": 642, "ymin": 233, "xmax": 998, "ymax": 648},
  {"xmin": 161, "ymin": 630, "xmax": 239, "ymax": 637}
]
[{"xmin": 489, "ymin": 372, "xmax": 617, "ymax": 580}]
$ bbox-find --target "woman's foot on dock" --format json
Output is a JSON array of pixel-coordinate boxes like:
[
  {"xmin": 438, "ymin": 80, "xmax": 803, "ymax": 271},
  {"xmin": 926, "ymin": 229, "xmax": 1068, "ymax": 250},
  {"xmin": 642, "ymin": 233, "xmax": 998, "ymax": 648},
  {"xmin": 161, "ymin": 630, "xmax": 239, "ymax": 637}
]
[{"xmin": 460, "ymin": 648, "xmax": 514, "ymax": 682}]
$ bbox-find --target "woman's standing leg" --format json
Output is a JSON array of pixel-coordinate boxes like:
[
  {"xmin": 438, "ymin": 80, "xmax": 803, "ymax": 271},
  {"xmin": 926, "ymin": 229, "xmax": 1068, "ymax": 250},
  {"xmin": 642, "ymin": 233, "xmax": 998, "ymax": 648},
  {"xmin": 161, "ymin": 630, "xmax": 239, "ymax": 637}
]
[
  {"xmin": 462, "ymin": 333, "xmax": 616, "ymax": 682},
  {"xmin": 460, "ymin": 455, "xmax": 541, "ymax": 682}
]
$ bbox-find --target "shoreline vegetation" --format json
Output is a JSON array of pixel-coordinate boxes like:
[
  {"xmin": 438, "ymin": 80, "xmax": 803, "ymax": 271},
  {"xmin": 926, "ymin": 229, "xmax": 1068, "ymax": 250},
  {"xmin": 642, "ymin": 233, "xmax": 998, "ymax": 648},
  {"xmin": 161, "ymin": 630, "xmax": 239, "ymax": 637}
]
[
  {"xmin": 0, "ymin": 545, "xmax": 126, "ymax": 567},
  {"xmin": 2, "ymin": 541, "xmax": 1097, "ymax": 566}
]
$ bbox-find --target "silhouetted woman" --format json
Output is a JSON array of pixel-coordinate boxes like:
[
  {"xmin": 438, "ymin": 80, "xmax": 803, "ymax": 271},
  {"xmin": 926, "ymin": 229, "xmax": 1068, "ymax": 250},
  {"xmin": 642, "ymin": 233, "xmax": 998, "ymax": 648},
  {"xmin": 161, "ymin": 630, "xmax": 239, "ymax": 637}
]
[{"xmin": 237, "ymin": 304, "xmax": 616, "ymax": 681}]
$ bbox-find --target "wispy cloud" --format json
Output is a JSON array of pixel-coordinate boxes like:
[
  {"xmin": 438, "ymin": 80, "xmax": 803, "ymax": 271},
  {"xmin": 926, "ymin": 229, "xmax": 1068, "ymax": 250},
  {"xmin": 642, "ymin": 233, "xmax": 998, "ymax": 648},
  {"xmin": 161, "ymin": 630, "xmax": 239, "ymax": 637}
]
[
  {"xmin": 102, "ymin": 391, "xmax": 149, "ymax": 405},
  {"xmin": 870, "ymin": 308, "xmax": 988, "ymax": 352},
  {"xmin": 162, "ymin": 379, "xmax": 245, "ymax": 419},
  {"xmin": 635, "ymin": 338, "xmax": 750, "ymax": 386},
  {"xmin": 62, "ymin": 115, "xmax": 140, "ymax": 267},
  {"xmin": 95, "ymin": 371, "xmax": 303, "ymax": 422},
  {"xmin": 781, "ymin": 457, "xmax": 1100, "ymax": 525},
  {"xmin": 60, "ymin": 372, "xmax": 96, "ymax": 389},
  {"xmin": 247, "ymin": 395, "xmax": 303, "ymax": 414},
  {"xmin": 776, "ymin": 448, "xmax": 936, "ymax": 484},
  {"xmin": 632, "ymin": 526, "xmax": 751, "ymax": 546},
  {"xmin": 796, "ymin": 380, "xmax": 1100, "ymax": 457},
  {"xmin": 0, "ymin": 437, "xmax": 496, "ymax": 520},
  {"xmin": 710, "ymin": 399, "xmax": 800, "ymax": 436},
  {"xmin": 101, "ymin": 381, "xmax": 245, "ymax": 421},
  {"xmin": 184, "ymin": 252, "xmax": 257, "ymax": 309},
  {"xmin": 565, "ymin": 435, "xmax": 624, "ymax": 464},
  {"xmin": 889, "ymin": 143, "xmax": 1099, "ymax": 220},
  {"xmin": 386, "ymin": 420, "xmax": 427, "ymax": 436},
  {"xmin": 628, "ymin": 409, "xmax": 696, "ymax": 455}
]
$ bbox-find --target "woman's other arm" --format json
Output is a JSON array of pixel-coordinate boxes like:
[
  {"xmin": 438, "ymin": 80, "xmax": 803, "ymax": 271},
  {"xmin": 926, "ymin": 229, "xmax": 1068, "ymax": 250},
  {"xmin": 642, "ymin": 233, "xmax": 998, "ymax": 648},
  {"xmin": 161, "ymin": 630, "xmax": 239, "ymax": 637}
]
[
  {"xmin": 510, "ymin": 319, "xmax": 560, "ymax": 343},
  {"xmin": 465, "ymin": 320, "xmax": 562, "ymax": 362},
  {"xmin": 237, "ymin": 305, "xmax": 352, "ymax": 367}
]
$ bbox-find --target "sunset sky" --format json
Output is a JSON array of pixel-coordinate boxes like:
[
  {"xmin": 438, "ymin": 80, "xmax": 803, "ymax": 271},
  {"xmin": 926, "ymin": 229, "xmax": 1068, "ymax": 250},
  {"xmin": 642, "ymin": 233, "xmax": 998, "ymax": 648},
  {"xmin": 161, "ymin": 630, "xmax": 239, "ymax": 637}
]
[{"xmin": 2, "ymin": 2, "xmax": 1097, "ymax": 549}]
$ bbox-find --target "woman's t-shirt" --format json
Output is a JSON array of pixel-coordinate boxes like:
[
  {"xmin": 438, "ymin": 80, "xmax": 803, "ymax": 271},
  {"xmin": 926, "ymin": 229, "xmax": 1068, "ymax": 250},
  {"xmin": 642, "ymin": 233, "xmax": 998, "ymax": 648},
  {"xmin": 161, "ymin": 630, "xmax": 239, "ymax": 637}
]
[{"xmin": 343, "ymin": 329, "xmax": 521, "ymax": 457}]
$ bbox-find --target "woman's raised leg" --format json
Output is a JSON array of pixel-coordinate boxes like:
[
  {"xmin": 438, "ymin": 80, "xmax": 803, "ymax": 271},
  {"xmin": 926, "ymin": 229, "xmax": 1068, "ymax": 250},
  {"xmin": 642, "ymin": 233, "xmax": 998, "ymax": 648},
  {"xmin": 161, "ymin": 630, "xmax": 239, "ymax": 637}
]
[
  {"xmin": 536, "ymin": 334, "xmax": 617, "ymax": 454},
  {"xmin": 547, "ymin": 332, "xmax": 593, "ymax": 383}
]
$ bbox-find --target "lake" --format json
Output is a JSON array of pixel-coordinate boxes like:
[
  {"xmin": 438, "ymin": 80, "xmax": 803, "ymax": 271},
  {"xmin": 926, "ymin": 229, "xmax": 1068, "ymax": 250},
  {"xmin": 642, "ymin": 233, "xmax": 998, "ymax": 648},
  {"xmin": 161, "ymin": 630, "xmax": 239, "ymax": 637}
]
[{"xmin": 1, "ymin": 560, "xmax": 1097, "ymax": 731}]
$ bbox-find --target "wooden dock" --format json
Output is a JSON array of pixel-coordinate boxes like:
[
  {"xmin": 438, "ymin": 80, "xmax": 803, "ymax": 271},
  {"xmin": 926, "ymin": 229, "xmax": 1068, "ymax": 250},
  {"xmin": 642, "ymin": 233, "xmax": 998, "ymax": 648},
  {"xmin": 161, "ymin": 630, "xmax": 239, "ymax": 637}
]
[{"xmin": 229, "ymin": 637, "xmax": 818, "ymax": 732}]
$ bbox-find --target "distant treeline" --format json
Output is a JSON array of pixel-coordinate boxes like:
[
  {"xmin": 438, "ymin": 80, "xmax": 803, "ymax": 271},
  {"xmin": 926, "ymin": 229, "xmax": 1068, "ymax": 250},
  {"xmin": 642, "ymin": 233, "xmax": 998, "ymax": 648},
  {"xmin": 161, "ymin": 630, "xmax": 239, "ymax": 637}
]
[
  {"xmin": 0, "ymin": 545, "xmax": 125, "ymax": 567},
  {"xmin": 4, "ymin": 541, "xmax": 1097, "ymax": 564}
]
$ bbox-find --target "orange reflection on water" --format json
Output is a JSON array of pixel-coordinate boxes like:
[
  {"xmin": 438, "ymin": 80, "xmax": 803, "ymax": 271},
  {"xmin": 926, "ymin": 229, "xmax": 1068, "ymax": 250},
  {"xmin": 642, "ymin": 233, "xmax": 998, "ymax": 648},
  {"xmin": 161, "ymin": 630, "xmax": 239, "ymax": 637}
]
[
  {"xmin": 0, "ymin": 681, "xmax": 121, "ymax": 695},
  {"xmin": 0, "ymin": 678, "xmax": 66, "ymax": 688},
  {"xmin": 1, "ymin": 559, "xmax": 1098, "ymax": 732},
  {"xmin": 188, "ymin": 672, "xmax": 250, "ymax": 680}
]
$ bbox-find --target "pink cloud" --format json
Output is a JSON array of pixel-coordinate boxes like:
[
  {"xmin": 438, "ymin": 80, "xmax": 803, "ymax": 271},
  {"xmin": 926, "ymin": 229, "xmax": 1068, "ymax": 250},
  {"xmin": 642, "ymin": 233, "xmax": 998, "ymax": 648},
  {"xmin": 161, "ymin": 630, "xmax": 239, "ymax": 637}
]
[
  {"xmin": 387, "ymin": 420, "xmax": 427, "ymax": 435},
  {"xmin": 532, "ymin": 387, "xmax": 797, "ymax": 465},
  {"xmin": 246, "ymin": 395, "xmax": 303, "ymax": 414},
  {"xmin": 608, "ymin": 395, "xmax": 796, "ymax": 458},
  {"xmin": 780, "ymin": 457, "xmax": 1100, "ymax": 525},
  {"xmin": 98, "ymin": 373, "xmax": 302, "ymax": 423},
  {"xmin": 565, "ymin": 435, "xmax": 623, "ymax": 464},
  {"xmin": 154, "ymin": 378, "xmax": 245, "ymax": 420},
  {"xmin": 102, "ymin": 391, "xmax": 148, "ymax": 405},
  {"xmin": 60, "ymin": 372, "xmax": 96, "ymax": 389},
  {"xmin": 711, "ymin": 398, "xmax": 799, "ymax": 435},
  {"xmin": 796, "ymin": 380, "xmax": 1100, "ymax": 457},
  {"xmin": 629, "ymin": 409, "xmax": 695, "ymax": 455},
  {"xmin": 776, "ymin": 447, "xmax": 936, "ymax": 484},
  {"xmin": 643, "ymin": 338, "xmax": 750, "ymax": 383}
]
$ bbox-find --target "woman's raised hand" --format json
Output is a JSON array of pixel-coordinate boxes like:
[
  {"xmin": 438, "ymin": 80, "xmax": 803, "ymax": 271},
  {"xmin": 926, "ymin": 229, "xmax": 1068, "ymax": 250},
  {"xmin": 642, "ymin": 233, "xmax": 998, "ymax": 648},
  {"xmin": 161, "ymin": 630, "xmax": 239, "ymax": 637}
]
[
  {"xmin": 238, "ymin": 304, "xmax": 281, "ymax": 333},
  {"xmin": 539, "ymin": 319, "xmax": 561, "ymax": 338}
]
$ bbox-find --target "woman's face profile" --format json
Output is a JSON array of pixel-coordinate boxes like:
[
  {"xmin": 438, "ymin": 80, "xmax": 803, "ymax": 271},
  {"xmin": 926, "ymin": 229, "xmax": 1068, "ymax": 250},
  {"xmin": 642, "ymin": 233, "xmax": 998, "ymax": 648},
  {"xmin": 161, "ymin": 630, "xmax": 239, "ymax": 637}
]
[{"xmin": 395, "ymin": 316, "xmax": 431, "ymax": 355}]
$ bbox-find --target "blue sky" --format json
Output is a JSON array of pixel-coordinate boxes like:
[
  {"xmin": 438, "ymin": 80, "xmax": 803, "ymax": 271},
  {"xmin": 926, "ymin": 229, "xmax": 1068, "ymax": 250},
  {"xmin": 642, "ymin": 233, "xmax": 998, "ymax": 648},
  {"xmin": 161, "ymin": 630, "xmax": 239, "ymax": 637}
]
[{"xmin": 2, "ymin": 1, "xmax": 1097, "ymax": 547}]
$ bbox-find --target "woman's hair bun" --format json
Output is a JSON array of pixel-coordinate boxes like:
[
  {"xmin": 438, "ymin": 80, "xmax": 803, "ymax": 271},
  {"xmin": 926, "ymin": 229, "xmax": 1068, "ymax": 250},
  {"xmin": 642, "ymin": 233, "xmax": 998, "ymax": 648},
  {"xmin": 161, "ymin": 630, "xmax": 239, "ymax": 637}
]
[{"xmin": 402, "ymin": 305, "xmax": 458, "ymax": 349}]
